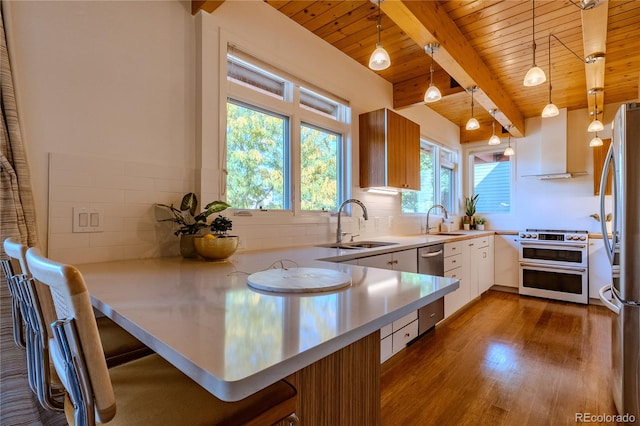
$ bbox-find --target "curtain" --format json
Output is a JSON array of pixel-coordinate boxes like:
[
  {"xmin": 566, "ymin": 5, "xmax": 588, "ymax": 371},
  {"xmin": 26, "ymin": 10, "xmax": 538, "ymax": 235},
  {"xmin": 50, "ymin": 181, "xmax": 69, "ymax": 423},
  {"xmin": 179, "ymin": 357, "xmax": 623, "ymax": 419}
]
[{"xmin": 1, "ymin": 4, "xmax": 38, "ymax": 253}]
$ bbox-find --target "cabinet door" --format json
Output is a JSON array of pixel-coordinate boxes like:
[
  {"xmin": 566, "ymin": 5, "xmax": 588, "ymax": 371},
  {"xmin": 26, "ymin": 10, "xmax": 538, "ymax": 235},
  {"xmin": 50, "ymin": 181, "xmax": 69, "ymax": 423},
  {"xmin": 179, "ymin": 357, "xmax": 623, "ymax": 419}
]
[
  {"xmin": 467, "ymin": 239, "xmax": 480, "ymax": 299},
  {"xmin": 444, "ymin": 267, "xmax": 467, "ymax": 317},
  {"xmin": 392, "ymin": 248, "xmax": 417, "ymax": 273},
  {"xmin": 403, "ymin": 119, "xmax": 421, "ymax": 190},
  {"xmin": 357, "ymin": 253, "xmax": 394, "ymax": 270},
  {"xmin": 494, "ymin": 234, "xmax": 519, "ymax": 288},
  {"xmin": 386, "ymin": 110, "xmax": 406, "ymax": 189},
  {"xmin": 478, "ymin": 236, "xmax": 495, "ymax": 294}
]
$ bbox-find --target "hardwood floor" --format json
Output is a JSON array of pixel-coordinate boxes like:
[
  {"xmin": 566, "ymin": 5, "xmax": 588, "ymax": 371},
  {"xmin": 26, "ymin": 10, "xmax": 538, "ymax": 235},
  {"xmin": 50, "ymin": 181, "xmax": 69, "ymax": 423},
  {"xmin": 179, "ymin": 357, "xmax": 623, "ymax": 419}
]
[{"xmin": 381, "ymin": 290, "xmax": 619, "ymax": 426}]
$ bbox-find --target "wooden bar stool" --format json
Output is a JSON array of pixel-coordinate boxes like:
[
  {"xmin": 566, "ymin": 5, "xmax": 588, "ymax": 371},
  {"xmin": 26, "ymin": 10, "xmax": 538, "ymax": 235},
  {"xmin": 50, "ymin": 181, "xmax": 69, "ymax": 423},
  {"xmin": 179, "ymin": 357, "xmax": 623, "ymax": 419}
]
[{"xmin": 26, "ymin": 247, "xmax": 299, "ymax": 426}]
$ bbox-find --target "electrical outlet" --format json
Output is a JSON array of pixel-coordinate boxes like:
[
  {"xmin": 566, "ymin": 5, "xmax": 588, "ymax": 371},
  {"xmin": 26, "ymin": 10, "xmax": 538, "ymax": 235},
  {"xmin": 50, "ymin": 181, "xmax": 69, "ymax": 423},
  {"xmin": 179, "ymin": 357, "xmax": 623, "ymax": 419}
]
[{"xmin": 73, "ymin": 207, "xmax": 104, "ymax": 233}]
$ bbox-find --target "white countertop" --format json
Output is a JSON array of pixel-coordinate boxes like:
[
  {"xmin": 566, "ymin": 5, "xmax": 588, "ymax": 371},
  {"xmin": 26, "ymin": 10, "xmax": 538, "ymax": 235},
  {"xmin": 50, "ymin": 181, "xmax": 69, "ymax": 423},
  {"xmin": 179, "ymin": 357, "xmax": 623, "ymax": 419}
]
[{"xmin": 79, "ymin": 239, "xmax": 464, "ymax": 401}]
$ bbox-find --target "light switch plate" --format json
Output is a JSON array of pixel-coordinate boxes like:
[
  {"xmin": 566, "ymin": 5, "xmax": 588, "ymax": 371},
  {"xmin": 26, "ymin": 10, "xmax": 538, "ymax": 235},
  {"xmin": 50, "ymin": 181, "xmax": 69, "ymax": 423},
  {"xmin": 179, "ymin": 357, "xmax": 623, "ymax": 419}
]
[{"xmin": 73, "ymin": 207, "xmax": 104, "ymax": 233}]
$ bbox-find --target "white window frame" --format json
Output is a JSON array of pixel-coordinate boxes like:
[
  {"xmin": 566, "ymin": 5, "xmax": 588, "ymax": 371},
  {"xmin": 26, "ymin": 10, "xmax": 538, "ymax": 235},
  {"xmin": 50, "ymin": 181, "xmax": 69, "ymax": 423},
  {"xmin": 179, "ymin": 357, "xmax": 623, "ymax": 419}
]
[
  {"xmin": 223, "ymin": 50, "xmax": 351, "ymax": 216},
  {"xmin": 466, "ymin": 144, "xmax": 516, "ymax": 216},
  {"xmin": 402, "ymin": 139, "xmax": 458, "ymax": 215}
]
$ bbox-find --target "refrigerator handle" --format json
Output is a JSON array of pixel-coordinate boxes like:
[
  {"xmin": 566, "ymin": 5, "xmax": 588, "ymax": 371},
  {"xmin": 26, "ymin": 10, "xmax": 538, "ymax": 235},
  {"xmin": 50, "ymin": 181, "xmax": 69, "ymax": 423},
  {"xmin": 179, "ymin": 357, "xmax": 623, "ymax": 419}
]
[
  {"xmin": 598, "ymin": 284, "xmax": 620, "ymax": 315},
  {"xmin": 599, "ymin": 143, "xmax": 615, "ymax": 264}
]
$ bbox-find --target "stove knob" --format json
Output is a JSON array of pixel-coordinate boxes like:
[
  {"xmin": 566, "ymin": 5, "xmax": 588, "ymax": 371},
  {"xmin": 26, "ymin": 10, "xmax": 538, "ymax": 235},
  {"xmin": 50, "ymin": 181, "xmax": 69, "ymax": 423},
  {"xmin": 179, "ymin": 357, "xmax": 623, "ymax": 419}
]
[
  {"xmin": 579, "ymin": 236, "xmax": 586, "ymax": 241},
  {"xmin": 520, "ymin": 233, "xmax": 526, "ymax": 238}
]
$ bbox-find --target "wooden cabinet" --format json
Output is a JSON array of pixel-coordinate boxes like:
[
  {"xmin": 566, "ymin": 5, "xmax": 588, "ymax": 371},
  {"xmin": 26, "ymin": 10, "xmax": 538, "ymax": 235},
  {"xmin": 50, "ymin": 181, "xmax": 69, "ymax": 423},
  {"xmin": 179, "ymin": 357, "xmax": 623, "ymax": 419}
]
[
  {"xmin": 494, "ymin": 234, "xmax": 519, "ymax": 288},
  {"xmin": 359, "ymin": 108, "xmax": 420, "ymax": 190}
]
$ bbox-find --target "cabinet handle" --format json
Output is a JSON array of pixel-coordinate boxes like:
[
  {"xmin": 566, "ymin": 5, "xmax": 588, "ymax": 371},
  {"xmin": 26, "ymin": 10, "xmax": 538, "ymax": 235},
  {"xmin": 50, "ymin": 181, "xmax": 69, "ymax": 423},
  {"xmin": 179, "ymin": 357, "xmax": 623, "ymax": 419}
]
[
  {"xmin": 483, "ymin": 252, "xmax": 487, "ymax": 259},
  {"xmin": 405, "ymin": 333, "xmax": 410, "ymax": 338},
  {"xmin": 469, "ymin": 243, "xmax": 474, "ymax": 247},
  {"xmin": 430, "ymin": 313, "xmax": 436, "ymax": 318},
  {"xmin": 451, "ymin": 260, "xmax": 457, "ymax": 264}
]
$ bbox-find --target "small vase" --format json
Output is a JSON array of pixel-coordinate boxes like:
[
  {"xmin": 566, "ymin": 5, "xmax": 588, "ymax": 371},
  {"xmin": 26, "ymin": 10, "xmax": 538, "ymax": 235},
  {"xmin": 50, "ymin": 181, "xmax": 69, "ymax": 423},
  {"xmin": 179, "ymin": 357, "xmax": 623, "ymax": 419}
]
[
  {"xmin": 179, "ymin": 234, "xmax": 198, "ymax": 258},
  {"xmin": 477, "ymin": 224, "xmax": 485, "ymax": 231},
  {"xmin": 194, "ymin": 235, "xmax": 239, "ymax": 261}
]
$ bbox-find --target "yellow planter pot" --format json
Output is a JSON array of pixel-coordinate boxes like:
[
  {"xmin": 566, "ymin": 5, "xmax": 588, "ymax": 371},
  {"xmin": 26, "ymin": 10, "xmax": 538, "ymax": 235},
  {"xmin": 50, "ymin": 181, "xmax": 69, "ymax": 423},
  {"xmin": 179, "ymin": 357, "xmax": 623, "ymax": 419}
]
[{"xmin": 194, "ymin": 235, "xmax": 239, "ymax": 260}]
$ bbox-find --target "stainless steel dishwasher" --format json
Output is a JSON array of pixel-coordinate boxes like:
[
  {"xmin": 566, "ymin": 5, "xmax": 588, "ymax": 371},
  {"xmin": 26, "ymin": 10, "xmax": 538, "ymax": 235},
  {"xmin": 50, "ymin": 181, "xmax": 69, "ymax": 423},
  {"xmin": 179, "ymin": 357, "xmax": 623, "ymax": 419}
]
[{"xmin": 417, "ymin": 244, "xmax": 445, "ymax": 335}]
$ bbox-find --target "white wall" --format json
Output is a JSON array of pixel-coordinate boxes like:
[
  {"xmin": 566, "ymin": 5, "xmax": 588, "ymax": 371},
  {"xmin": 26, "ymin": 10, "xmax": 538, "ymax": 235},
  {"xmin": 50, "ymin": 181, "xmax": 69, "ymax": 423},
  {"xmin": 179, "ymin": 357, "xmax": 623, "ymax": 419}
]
[
  {"xmin": 463, "ymin": 104, "xmax": 619, "ymax": 233},
  {"xmin": 4, "ymin": 0, "xmax": 196, "ymax": 260},
  {"xmin": 4, "ymin": 0, "xmax": 458, "ymax": 263}
]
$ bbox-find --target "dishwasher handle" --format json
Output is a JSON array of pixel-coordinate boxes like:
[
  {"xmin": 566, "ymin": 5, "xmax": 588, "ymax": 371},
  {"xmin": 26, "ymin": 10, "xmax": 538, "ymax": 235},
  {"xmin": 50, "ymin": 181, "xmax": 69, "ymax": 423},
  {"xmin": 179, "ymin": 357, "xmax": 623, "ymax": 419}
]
[{"xmin": 420, "ymin": 249, "xmax": 444, "ymax": 258}]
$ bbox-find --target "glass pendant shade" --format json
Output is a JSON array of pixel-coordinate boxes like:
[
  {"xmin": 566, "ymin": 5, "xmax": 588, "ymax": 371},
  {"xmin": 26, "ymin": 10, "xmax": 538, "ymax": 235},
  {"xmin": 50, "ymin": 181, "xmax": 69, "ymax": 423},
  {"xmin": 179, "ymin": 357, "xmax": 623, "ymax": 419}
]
[
  {"xmin": 542, "ymin": 102, "xmax": 559, "ymax": 118},
  {"xmin": 424, "ymin": 84, "xmax": 442, "ymax": 103},
  {"xmin": 488, "ymin": 134, "xmax": 501, "ymax": 145},
  {"xmin": 588, "ymin": 119, "xmax": 604, "ymax": 132},
  {"xmin": 504, "ymin": 145, "xmax": 515, "ymax": 156},
  {"xmin": 369, "ymin": 45, "xmax": 391, "ymax": 71},
  {"xmin": 523, "ymin": 66, "xmax": 546, "ymax": 86},
  {"xmin": 589, "ymin": 135, "xmax": 603, "ymax": 147},
  {"xmin": 466, "ymin": 117, "xmax": 480, "ymax": 131}
]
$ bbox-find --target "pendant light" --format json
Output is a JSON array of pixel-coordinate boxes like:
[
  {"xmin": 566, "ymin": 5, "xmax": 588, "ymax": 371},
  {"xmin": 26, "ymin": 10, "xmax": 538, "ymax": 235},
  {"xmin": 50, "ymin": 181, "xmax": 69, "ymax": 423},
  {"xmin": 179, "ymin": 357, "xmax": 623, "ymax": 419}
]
[
  {"xmin": 589, "ymin": 132, "xmax": 603, "ymax": 147},
  {"xmin": 523, "ymin": 0, "xmax": 546, "ymax": 87},
  {"xmin": 465, "ymin": 86, "xmax": 480, "ymax": 130},
  {"xmin": 588, "ymin": 88, "xmax": 604, "ymax": 132},
  {"xmin": 504, "ymin": 132, "xmax": 515, "ymax": 156},
  {"xmin": 368, "ymin": 0, "xmax": 390, "ymax": 71},
  {"xmin": 541, "ymin": 34, "xmax": 559, "ymax": 118},
  {"xmin": 424, "ymin": 43, "xmax": 442, "ymax": 103},
  {"xmin": 488, "ymin": 109, "xmax": 501, "ymax": 145}
]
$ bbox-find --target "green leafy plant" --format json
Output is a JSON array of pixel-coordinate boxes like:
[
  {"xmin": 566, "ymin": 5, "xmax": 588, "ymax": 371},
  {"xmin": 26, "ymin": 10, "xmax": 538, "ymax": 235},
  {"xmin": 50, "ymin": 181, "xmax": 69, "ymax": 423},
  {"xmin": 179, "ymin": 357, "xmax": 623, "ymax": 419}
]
[
  {"xmin": 475, "ymin": 217, "xmax": 486, "ymax": 225},
  {"xmin": 210, "ymin": 215, "xmax": 233, "ymax": 235},
  {"xmin": 464, "ymin": 194, "xmax": 479, "ymax": 217},
  {"xmin": 156, "ymin": 193, "xmax": 230, "ymax": 236}
]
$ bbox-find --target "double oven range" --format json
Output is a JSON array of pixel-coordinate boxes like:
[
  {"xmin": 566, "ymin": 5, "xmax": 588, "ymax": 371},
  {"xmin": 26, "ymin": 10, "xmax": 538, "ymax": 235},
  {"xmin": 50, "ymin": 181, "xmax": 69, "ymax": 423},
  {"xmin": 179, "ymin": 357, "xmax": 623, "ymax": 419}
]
[{"xmin": 519, "ymin": 229, "xmax": 589, "ymax": 304}]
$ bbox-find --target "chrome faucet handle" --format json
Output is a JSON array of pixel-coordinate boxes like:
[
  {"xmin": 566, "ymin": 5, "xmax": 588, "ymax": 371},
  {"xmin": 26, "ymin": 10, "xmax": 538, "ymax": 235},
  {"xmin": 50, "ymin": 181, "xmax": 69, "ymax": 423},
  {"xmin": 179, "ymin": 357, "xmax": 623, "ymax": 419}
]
[{"xmin": 349, "ymin": 234, "xmax": 359, "ymax": 242}]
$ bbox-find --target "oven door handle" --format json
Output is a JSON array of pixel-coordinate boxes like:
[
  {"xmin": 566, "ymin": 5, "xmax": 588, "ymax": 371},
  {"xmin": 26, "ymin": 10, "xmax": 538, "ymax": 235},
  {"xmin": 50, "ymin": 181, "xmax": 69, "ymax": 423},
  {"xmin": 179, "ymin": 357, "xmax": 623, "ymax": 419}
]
[
  {"xmin": 519, "ymin": 262, "xmax": 587, "ymax": 273},
  {"xmin": 519, "ymin": 242, "xmax": 587, "ymax": 249}
]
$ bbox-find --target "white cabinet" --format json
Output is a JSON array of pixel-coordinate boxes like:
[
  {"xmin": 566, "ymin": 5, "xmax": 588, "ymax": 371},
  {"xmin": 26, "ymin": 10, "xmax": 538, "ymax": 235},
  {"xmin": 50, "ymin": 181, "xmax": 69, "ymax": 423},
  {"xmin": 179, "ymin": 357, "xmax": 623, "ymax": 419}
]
[
  {"xmin": 494, "ymin": 234, "xmax": 519, "ymax": 288},
  {"xmin": 354, "ymin": 248, "xmax": 417, "ymax": 272},
  {"xmin": 444, "ymin": 236, "xmax": 494, "ymax": 318},
  {"xmin": 475, "ymin": 236, "xmax": 495, "ymax": 294},
  {"xmin": 443, "ymin": 240, "xmax": 471, "ymax": 317},
  {"xmin": 589, "ymin": 238, "xmax": 612, "ymax": 299},
  {"xmin": 380, "ymin": 311, "xmax": 418, "ymax": 363}
]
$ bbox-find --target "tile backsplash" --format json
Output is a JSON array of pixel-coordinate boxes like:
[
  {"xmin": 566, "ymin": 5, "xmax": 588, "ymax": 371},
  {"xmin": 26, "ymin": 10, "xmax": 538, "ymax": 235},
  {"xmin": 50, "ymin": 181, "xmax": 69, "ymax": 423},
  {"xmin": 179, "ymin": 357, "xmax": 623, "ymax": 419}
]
[{"xmin": 47, "ymin": 153, "xmax": 399, "ymax": 264}]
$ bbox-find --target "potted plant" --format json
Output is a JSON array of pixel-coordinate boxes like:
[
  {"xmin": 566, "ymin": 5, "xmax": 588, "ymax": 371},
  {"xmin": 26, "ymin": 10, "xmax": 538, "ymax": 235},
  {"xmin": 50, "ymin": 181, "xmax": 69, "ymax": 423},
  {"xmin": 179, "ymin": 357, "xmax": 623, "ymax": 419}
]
[
  {"xmin": 475, "ymin": 217, "xmax": 486, "ymax": 231},
  {"xmin": 156, "ymin": 193, "xmax": 230, "ymax": 258},
  {"xmin": 464, "ymin": 194, "xmax": 479, "ymax": 229},
  {"xmin": 194, "ymin": 215, "xmax": 239, "ymax": 261}
]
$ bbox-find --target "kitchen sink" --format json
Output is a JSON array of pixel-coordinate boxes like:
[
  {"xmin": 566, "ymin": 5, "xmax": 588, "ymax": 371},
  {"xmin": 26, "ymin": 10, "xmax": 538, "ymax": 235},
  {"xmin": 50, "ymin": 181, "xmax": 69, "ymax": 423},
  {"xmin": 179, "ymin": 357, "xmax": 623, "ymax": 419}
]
[
  {"xmin": 436, "ymin": 232, "xmax": 468, "ymax": 236},
  {"xmin": 317, "ymin": 241, "xmax": 398, "ymax": 249}
]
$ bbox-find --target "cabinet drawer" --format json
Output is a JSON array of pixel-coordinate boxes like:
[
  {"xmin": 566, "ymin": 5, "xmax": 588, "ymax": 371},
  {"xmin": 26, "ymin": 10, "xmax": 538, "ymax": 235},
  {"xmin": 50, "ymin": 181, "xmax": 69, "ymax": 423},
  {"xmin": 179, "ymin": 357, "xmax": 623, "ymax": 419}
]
[
  {"xmin": 444, "ymin": 254, "xmax": 462, "ymax": 272},
  {"xmin": 474, "ymin": 237, "xmax": 490, "ymax": 248},
  {"xmin": 418, "ymin": 298, "xmax": 444, "ymax": 333},
  {"xmin": 392, "ymin": 320, "xmax": 419, "ymax": 353},
  {"xmin": 444, "ymin": 242, "xmax": 462, "ymax": 257},
  {"xmin": 381, "ymin": 323, "xmax": 393, "ymax": 339},
  {"xmin": 392, "ymin": 311, "xmax": 418, "ymax": 332},
  {"xmin": 381, "ymin": 335, "xmax": 393, "ymax": 363},
  {"xmin": 445, "ymin": 266, "xmax": 462, "ymax": 279}
]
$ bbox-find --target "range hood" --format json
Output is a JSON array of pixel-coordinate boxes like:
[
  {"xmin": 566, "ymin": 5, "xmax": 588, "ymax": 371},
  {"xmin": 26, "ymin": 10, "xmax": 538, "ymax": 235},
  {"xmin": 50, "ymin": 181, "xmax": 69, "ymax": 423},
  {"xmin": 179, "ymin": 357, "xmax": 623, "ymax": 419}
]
[{"xmin": 523, "ymin": 108, "xmax": 587, "ymax": 180}]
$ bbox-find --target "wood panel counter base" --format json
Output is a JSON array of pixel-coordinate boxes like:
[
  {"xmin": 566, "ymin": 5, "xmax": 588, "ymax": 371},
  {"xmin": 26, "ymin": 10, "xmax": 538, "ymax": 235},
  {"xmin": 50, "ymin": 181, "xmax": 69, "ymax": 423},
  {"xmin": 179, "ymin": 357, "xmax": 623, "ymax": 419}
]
[{"xmin": 281, "ymin": 331, "xmax": 381, "ymax": 426}]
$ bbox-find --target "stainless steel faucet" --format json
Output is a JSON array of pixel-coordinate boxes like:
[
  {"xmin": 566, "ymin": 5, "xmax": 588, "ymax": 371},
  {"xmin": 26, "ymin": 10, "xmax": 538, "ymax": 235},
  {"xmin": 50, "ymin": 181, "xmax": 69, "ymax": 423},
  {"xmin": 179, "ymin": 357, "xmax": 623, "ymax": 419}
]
[
  {"xmin": 336, "ymin": 199, "xmax": 369, "ymax": 243},
  {"xmin": 426, "ymin": 204, "xmax": 449, "ymax": 234}
]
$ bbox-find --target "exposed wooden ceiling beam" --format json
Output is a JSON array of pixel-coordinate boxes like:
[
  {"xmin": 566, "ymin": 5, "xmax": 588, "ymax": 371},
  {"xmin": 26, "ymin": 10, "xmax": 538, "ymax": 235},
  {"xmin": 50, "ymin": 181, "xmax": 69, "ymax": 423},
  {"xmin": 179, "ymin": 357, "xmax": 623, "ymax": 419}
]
[
  {"xmin": 393, "ymin": 69, "xmax": 465, "ymax": 108},
  {"xmin": 581, "ymin": 0, "xmax": 609, "ymax": 119},
  {"xmin": 192, "ymin": 1, "xmax": 225, "ymax": 15},
  {"xmin": 382, "ymin": 0, "xmax": 526, "ymax": 138}
]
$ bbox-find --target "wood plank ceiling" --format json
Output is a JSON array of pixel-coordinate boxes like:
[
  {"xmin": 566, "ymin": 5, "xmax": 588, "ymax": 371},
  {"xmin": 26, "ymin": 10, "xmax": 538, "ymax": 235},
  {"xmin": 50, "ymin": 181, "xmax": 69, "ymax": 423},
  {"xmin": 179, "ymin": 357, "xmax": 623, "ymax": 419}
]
[{"xmin": 194, "ymin": 1, "xmax": 640, "ymax": 143}]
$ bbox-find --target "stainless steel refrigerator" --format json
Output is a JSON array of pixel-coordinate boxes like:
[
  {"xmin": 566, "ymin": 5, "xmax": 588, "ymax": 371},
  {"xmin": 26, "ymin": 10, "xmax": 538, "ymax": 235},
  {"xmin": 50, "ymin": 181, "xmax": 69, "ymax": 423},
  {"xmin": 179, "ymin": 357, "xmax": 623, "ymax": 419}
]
[{"xmin": 598, "ymin": 102, "xmax": 640, "ymax": 423}]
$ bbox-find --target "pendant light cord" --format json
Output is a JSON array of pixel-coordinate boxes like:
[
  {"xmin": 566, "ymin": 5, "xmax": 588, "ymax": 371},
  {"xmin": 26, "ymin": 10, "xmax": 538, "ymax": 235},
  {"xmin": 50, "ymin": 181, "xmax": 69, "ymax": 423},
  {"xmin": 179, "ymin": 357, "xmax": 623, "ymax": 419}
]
[
  {"xmin": 531, "ymin": 0, "xmax": 537, "ymax": 66},
  {"xmin": 547, "ymin": 34, "xmax": 552, "ymax": 102},
  {"xmin": 376, "ymin": 0, "xmax": 381, "ymax": 45}
]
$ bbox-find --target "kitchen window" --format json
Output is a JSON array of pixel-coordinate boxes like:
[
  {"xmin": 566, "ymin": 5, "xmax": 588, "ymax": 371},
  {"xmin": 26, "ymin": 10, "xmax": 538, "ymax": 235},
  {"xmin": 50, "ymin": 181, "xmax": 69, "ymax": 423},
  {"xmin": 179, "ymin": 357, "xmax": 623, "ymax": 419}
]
[
  {"xmin": 225, "ymin": 52, "xmax": 349, "ymax": 213},
  {"xmin": 402, "ymin": 141, "xmax": 457, "ymax": 214},
  {"xmin": 469, "ymin": 150, "xmax": 512, "ymax": 213}
]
